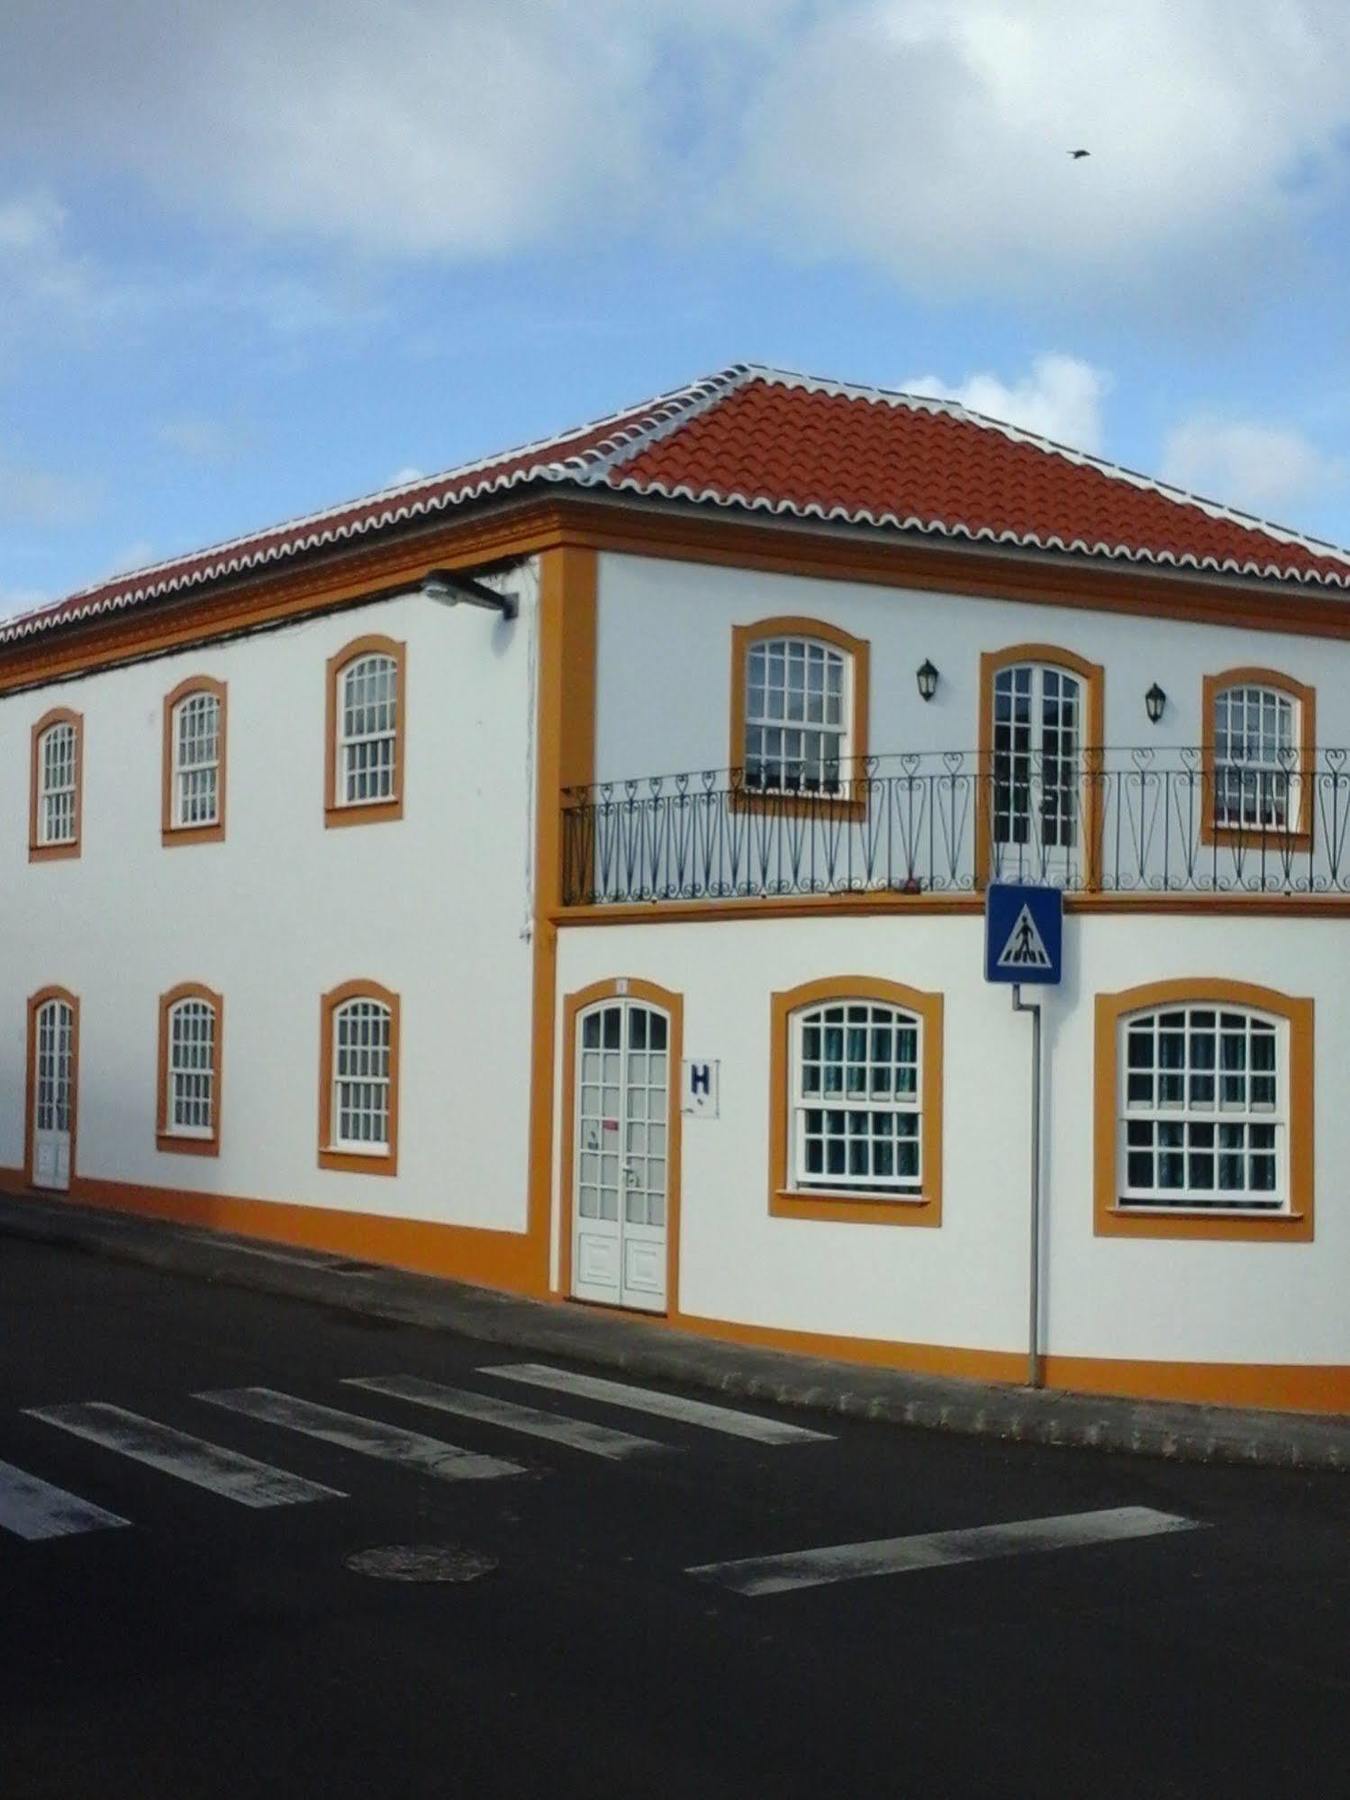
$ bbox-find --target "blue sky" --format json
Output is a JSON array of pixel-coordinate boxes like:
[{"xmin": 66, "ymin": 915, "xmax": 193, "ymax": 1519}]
[{"xmin": 5, "ymin": 1, "xmax": 1350, "ymax": 614}]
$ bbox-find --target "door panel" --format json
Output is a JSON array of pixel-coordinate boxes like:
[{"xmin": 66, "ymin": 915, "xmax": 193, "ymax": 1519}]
[
  {"xmin": 572, "ymin": 999, "xmax": 670, "ymax": 1312},
  {"xmin": 32, "ymin": 998, "xmax": 73, "ymax": 1193}
]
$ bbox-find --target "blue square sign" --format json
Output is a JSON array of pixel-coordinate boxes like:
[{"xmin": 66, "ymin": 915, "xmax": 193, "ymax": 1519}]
[{"xmin": 984, "ymin": 883, "xmax": 1063, "ymax": 985}]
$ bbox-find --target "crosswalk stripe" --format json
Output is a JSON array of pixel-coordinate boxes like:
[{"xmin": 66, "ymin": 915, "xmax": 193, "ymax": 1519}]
[
  {"xmin": 479, "ymin": 1364, "xmax": 832, "ymax": 1444},
  {"xmin": 197, "ymin": 1388, "xmax": 525, "ymax": 1482},
  {"xmin": 344, "ymin": 1375, "xmax": 667, "ymax": 1461},
  {"xmin": 687, "ymin": 1505, "xmax": 1202, "ymax": 1596},
  {"xmin": 25, "ymin": 1404, "xmax": 343, "ymax": 1509},
  {"xmin": 0, "ymin": 1456, "xmax": 131, "ymax": 1541}
]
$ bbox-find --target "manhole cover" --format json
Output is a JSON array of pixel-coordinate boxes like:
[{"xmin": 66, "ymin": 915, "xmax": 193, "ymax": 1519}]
[{"xmin": 345, "ymin": 1544, "xmax": 498, "ymax": 1584}]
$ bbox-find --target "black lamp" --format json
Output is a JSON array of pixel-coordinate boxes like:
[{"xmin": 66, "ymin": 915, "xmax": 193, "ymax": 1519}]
[
  {"xmin": 1145, "ymin": 682, "xmax": 1166, "ymax": 725},
  {"xmin": 916, "ymin": 659, "xmax": 939, "ymax": 702}
]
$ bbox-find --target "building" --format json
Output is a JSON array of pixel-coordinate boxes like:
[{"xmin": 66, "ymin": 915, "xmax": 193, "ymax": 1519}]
[{"xmin": 3, "ymin": 364, "xmax": 1346, "ymax": 1413}]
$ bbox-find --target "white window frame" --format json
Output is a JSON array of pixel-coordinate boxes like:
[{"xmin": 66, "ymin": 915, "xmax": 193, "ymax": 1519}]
[
  {"xmin": 337, "ymin": 654, "xmax": 399, "ymax": 808},
  {"xmin": 1117, "ymin": 1003, "xmax": 1288, "ymax": 1214},
  {"xmin": 744, "ymin": 635, "xmax": 851, "ymax": 796},
  {"xmin": 330, "ymin": 997, "xmax": 392, "ymax": 1156},
  {"xmin": 788, "ymin": 1000, "xmax": 923, "ymax": 1197},
  {"xmin": 165, "ymin": 997, "xmax": 216, "ymax": 1140},
  {"xmin": 171, "ymin": 690, "xmax": 222, "ymax": 829},
  {"xmin": 1212, "ymin": 684, "xmax": 1298, "ymax": 833},
  {"xmin": 991, "ymin": 661, "xmax": 1081, "ymax": 852},
  {"xmin": 38, "ymin": 721, "xmax": 78, "ymax": 847}
]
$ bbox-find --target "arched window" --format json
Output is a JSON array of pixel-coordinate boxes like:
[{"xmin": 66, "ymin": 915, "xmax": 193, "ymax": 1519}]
[
  {"xmin": 769, "ymin": 976, "xmax": 943, "ymax": 1225},
  {"xmin": 730, "ymin": 618, "xmax": 868, "ymax": 813},
  {"xmin": 1202, "ymin": 670, "xmax": 1314, "ymax": 847},
  {"xmin": 319, "ymin": 981, "xmax": 400, "ymax": 1172},
  {"xmin": 29, "ymin": 708, "xmax": 83, "ymax": 860},
  {"xmin": 978, "ymin": 645, "xmax": 1104, "ymax": 887},
  {"xmin": 1095, "ymin": 980, "xmax": 1313, "ymax": 1241},
  {"xmin": 157, "ymin": 984, "xmax": 222, "ymax": 1154},
  {"xmin": 163, "ymin": 678, "xmax": 226, "ymax": 844},
  {"xmin": 325, "ymin": 636, "xmax": 406, "ymax": 826}
]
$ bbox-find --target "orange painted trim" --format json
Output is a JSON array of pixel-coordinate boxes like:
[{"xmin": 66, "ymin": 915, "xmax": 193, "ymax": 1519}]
[
  {"xmin": 1200, "ymin": 667, "xmax": 1316, "ymax": 852},
  {"xmin": 24, "ymin": 986, "xmax": 80, "ymax": 1188},
  {"xmin": 559, "ymin": 977, "xmax": 684, "ymax": 1314},
  {"xmin": 555, "ymin": 890, "xmax": 1350, "ymax": 927},
  {"xmin": 318, "ymin": 980, "xmax": 401, "ymax": 1176},
  {"xmin": 324, "ymin": 635, "xmax": 407, "ymax": 828},
  {"xmin": 976, "ymin": 644, "xmax": 1105, "ymax": 890},
  {"xmin": 155, "ymin": 983, "xmax": 223, "ymax": 1157},
  {"xmin": 10, "ymin": 496, "xmax": 1350, "ymax": 706},
  {"xmin": 648, "ymin": 1311, "xmax": 1350, "ymax": 1412},
  {"xmin": 0, "ymin": 1170, "xmax": 549, "ymax": 1296},
  {"xmin": 0, "ymin": 1164, "xmax": 1340, "ymax": 1407},
  {"xmin": 529, "ymin": 545, "xmax": 598, "ymax": 1297},
  {"xmin": 28, "ymin": 707, "xmax": 83, "ymax": 862},
  {"xmin": 1094, "ymin": 977, "xmax": 1314, "ymax": 1242},
  {"xmin": 729, "ymin": 616, "xmax": 870, "ymax": 819},
  {"xmin": 161, "ymin": 676, "xmax": 228, "ymax": 847},
  {"xmin": 768, "ymin": 975, "xmax": 943, "ymax": 1226}
]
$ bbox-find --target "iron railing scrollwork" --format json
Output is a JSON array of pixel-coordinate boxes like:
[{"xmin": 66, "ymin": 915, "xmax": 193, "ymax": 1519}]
[{"xmin": 560, "ymin": 748, "xmax": 1349, "ymax": 905}]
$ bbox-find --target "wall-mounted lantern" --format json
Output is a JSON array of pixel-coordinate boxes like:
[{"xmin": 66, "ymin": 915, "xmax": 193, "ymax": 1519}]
[
  {"xmin": 1145, "ymin": 682, "xmax": 1167, "ymax": 725},
  {"xmin": 916, "ymin": 659, "xmax": 940, "ymax": 702}
]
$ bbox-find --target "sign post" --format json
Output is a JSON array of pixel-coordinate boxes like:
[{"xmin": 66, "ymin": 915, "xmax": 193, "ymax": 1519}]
[{"xmin": 985, "ymin": 884, "xmax": 1063, "ymax": 1389}]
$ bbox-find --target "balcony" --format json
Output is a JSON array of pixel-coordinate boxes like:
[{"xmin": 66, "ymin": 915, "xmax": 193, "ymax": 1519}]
[{"xmin": 560, "ymin": 749, "xmax": 1350, "ymax": 907}]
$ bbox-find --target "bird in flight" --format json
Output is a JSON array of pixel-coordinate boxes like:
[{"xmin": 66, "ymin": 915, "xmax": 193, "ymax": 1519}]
[{"xmin": 1069, "ymin": 148, "xmax": 1090, "ymax": 159}]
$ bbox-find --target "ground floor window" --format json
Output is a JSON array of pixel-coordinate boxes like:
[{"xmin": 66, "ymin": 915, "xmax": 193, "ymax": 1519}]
[{"xmin": 318, "ymin": 981, "xmax": 400, "ymax": 1174}]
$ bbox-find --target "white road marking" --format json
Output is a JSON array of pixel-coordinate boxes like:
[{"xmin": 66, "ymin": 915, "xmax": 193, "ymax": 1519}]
[
  {"xmin": 345, "ymin": 1374, "xmax": 667, "ymax": 1462},
  {"xmin": 688, "ymin": 1505, "xmax": 1203, "ymax": 1596},
  {"xmin": 0, "ymin": 1456, "xmax": 131, "ymax": 1541},
  {"xmin": 198, "ymin": 1388, "xmax": 525, "ymax": 1483},
  {"xmin": 480, "ymin": 1364, "xmax": 832, "ymax": 1444},
  {"xmin": 25, "ymin": 1404, "xmax": 343, "ymax": 1509}
]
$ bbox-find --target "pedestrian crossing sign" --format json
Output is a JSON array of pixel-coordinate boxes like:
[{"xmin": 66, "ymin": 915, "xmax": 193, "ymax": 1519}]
[{"xmin": 984, "ymin": 883, "xmax": 1063, "ymax": 985}]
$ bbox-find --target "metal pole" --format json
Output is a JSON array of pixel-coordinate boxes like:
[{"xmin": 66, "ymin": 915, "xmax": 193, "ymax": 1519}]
[{"xmin": 1010, "ymin": 983, "xmax": 1044, "ymax": 1389}]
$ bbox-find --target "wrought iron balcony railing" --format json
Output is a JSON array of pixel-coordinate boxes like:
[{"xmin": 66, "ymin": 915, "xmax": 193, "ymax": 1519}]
[{"xmin": 560, "ymin": 749, "xmax": 1350, "ymax": 906}]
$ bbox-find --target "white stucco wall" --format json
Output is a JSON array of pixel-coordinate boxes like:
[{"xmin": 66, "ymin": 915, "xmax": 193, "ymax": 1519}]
[
  {"xmin": 555, "ymin": 911, "xmax": 1348, "ymax": 1369},
  {"xmin": 592, "ymin": 549, "xmax": 1350, "ymax": 781},
  {"xmin": 0, "ymin": 568, "xmax": 539, "ymax": 1230}
]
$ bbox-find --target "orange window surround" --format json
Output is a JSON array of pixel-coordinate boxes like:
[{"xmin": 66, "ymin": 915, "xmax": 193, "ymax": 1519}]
[
  {"xmin": 1200, "ymin": 668, "xmax": 1315, "ymax": 852},
  {"xmin": 156, "ymin": 983, "xmax": 224, "ymax": 1156},
  {"xmin": 768, "ymin": 975, "xmax": 943, "ymax": 1226},
  {"xmin": 325, "ymin": 635, "xmax": 407, "ymax": 828},
  {"xmin": 162, "ymin": 677, "xmax": 228, "ymax": 847},
  {"xmin": 1094, "ymin": 978, "xmax": 1313, "ymax": 1243},
  {"xmin": 730, "ymin": 618, "xmax": 870, "ymax": 819},
  {"xmin": 318, "ymin": 980, "xmax": 401, "ymax": 1175},
  {"xmin": 29, "ymin": 707, "xmax": 84, "ymax": 863}
]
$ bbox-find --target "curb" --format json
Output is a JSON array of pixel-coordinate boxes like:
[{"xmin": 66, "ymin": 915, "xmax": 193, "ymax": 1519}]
[{"xmin": 2, "ymin": 1192, "xmax": 1345, "ymax": 1474}]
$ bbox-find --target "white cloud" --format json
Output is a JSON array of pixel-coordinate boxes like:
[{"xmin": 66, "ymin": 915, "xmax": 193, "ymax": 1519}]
[
  {"xmin": 156, "ymin": 418, "xmax": 242, "ymax": 462},
  {"xmin": 0, "ymin": 584, "xmax": 48, "ymax": 619},
  {"xmin": 1160, "ymin": 418, "xmax": 1349, "ymax": 519},
  {"xmin": 386, "ymin": 465, "xmax": 426, "ymax": 487},
  {"xmin": 738, "ymin": 1, "xmax": 1350, "ymax": 300},
  {"xmin": 900, "ymin": 354, "xmax": 1109, "ymax": 453}
]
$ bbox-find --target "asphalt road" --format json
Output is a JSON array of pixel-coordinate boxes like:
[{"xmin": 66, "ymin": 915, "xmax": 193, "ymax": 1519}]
[{"xmin": 1, "ymin": 1237, "xmax": 1346, "ymax": 1800}]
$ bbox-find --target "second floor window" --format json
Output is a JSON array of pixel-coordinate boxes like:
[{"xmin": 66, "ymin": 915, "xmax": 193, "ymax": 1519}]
[
  {"xmin": 1212, "ymin": 683, "xmax": 1296, "ymax": 832},
  {"xmin": 745, "ymin": 635, "xmax": 849, "ymax": 794},
  {"xmin": 172, "ymin": 688, "xmax": 223, "ymax": 828},
  {"xmin": 39, "ymin": 722, "xmax": 78, "ymax": 844},
  {"xmin": 326, "ymin": 637, "xmax": 406, "ymax": 826},
  {"xmin": 341, "ymin": 655, "xmax": 398, "ymax": 803},
  {"xmin": 992, "ymin": 661, "xmax": 1080, "ymax": 850},
  {"xmin": 30, "ymin": 709, "xmax": 82, "ymax": 860}
]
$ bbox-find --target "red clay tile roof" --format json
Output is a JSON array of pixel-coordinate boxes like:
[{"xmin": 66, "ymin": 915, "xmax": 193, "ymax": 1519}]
[{"xmin": 7, "ymin": 364, "xmax": 1349, "ymax": 645}]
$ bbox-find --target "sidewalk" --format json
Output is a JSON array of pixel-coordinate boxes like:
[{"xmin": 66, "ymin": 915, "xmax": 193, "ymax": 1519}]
[{"xmin": 2, "ymin": 1190, "xmax": 1345, "ymax": 1473}]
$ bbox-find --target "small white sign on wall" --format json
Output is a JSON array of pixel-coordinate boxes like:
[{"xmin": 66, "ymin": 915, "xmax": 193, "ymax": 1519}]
[{"xmin": 681, "ymin": 1059, "xmax": 720, "ymax": 1117}]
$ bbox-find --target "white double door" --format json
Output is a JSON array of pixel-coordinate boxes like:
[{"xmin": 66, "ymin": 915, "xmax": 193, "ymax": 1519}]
[
  {"xmin": 32, "ymin": 997, "xmax": 74, "ymax": 1192},
  {"xmin": 572, "ymin": 999, "xmax": 670, "ymax": 1312}
]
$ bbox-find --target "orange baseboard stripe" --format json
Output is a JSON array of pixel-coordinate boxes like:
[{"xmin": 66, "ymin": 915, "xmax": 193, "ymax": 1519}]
[
  {"xmin": 0, "ymin": 1168, "xmax": 547, "ymax": 1297},
  {"xmin": 2, "ymin": 1168, "xmax": 1343, "ymax": 1412}
]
